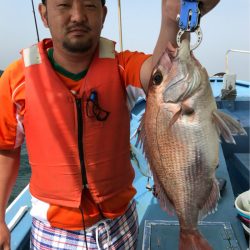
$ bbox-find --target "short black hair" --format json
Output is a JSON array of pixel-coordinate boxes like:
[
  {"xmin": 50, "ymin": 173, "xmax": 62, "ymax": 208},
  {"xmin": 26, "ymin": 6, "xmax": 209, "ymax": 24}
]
[{"xmin": 42, "ymin": 0, "xmax": 106, "ymax": 5}]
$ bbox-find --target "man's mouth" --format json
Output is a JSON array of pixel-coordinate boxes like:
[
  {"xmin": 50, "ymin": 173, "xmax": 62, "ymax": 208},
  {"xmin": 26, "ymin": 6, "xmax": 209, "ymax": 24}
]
[{"xmin": 67, "ymin": 25, "xmax": 91, "ymax": 35}]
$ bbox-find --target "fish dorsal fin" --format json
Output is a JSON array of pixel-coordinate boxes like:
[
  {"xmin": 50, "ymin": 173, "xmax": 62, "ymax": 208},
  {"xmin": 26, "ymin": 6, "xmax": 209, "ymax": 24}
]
[
  {"xmin": 135, "ymin": 113, "xmax": 146, "ymax": 148},
  {"xmin": 130, "ymin": 143, "xmax": 151, "ymax": 178},
  {"xmin": 135, "ymin": 113, "xmax": 152, "ymax": 164},
  {"xmin": 131, "ymin": 113, "xmax": 152, "ymax": 178},
  {"xmin": 212, "ymin": 110, "xmax": 247, "ymax": 144},
  {"xmin": 199, "ymin": 179, "xmax": 220, "ymax": 220}
]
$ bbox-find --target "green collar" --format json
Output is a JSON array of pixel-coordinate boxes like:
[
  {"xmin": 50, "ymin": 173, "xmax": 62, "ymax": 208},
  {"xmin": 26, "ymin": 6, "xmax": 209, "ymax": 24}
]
[{"xmin": 47, "ymin": 48, "xmax": 88, "ymax": 81}]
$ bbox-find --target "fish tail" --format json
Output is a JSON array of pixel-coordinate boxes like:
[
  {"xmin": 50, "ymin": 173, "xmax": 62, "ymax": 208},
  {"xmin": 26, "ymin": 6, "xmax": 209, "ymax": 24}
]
[{"xmin": 179, "ymin": 229, "xmax": 213, "ymax": 250}]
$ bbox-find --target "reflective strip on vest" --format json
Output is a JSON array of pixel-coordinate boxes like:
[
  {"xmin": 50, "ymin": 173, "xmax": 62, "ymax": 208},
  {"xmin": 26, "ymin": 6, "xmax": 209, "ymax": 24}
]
[{"xmin": 23, "ymin": 45, "xmax": 42, "ymax": 67}]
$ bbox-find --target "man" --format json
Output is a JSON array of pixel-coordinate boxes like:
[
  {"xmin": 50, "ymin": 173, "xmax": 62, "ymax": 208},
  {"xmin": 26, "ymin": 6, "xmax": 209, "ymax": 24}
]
[{"xmin": 0, "ymin": 0, "xmax": 219, "ymax": 249}]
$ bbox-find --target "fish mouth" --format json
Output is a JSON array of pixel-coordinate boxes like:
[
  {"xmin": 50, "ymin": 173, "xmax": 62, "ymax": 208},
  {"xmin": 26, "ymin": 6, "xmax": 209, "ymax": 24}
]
[
  {"xmin": 178, "ymin": 39, "xmax": 203, "ymax": 70},
  {"xmin": 177, "ymin": 39, "xmax": 191, "ymax": 61}
]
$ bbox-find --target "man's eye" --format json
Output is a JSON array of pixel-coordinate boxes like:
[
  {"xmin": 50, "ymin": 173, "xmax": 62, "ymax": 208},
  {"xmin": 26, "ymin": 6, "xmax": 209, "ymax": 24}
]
[
  {"xmin": 84, "ymin": 3, "xmax": 97, "ymax": 9},
  {"xmin": 57, "ymin": 3, "xmax": 70, "ymax": 8}
]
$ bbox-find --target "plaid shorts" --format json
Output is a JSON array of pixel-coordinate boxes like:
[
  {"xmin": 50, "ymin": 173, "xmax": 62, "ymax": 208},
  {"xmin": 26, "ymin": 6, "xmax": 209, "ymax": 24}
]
[{"xmin": 30, "ymin": 200, "xmax": 138, "ymax": 250}]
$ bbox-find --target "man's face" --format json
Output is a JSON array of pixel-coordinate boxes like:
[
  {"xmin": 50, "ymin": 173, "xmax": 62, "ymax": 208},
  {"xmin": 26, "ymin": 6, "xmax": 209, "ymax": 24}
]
[{"xmin": 39, "ymin": 0, "xmax": 107, "ymax": 53}]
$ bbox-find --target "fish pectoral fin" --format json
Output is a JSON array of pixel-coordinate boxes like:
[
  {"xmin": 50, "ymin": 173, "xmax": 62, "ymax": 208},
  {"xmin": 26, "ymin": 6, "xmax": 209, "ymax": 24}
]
[
  {"xmin": 212, "ymin": 110, "xmax": 247, "ymax": 144},
  {"xmin": 169, "ymin": 103, "xmax": 193, "ymax": 127},
  {"xmin": 181, "ymin": 103, "xmax": 194, "ymax": 115},
  {"xmin": 169, "ymin": 108, "xmax": 182, "ymax": 128}
]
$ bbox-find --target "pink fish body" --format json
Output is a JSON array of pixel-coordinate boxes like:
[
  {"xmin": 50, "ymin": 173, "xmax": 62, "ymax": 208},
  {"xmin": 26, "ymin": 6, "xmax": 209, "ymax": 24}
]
[{"xmin": 139, "ymin": 40, "xmax": 246, "ymax": 250}]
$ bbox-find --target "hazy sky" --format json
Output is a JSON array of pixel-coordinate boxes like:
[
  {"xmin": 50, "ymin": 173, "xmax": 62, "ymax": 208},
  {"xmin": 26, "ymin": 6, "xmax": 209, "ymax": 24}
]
[{"xmin": 1, "ymin": 0, "xmax": 249, "ymax": 80}]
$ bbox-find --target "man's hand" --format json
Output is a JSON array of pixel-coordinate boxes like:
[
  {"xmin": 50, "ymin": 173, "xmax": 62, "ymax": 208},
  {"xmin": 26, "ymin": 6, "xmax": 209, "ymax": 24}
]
[
  {"xmin": 199, "ymin": 0, "xmax": 220, "ymax": 16},
  {"xmin": 141, "ymin": 0, "xmax": 221, "ymax": 90},
  {"xmin": 0, "ymin": 222, "xmax": 10, "ymax": 250},
  {"xmin": 165, "ymin": 0, "xmax": 220, "ymax": 23},
  {"xmin": 0, "ymin": 148, "xmax": 20, "ymax": 250}
]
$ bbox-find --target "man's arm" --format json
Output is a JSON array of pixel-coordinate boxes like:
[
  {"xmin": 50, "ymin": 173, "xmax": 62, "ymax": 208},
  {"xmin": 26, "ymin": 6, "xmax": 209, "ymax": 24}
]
[
  {"xmin": 140, "ymin": 0, "xmax": 220, "ymax": 92},
  {"xmin": 0, "ymin": 148, "xmax": 21, "ymax": 250},
  {"xmin": 140, "ymin": 0, "xmax": 179, "ymax": 91}
]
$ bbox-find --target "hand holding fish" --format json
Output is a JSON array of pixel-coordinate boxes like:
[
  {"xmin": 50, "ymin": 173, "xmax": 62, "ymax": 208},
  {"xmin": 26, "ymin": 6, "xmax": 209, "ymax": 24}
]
[
  {"xmin": 198, "ymin": 0, "xmax": 220, "ymax": 16},
  {"xmin": 0, "ymin": 222, "xmax": 10, "ymax": 250},
  {"xmin": 164, "ymin": 0, "xmax": 220, "ymax": 23},
  {"xmin": 143, "ymin": 0, "xmax": 221, "ymax": 100}
]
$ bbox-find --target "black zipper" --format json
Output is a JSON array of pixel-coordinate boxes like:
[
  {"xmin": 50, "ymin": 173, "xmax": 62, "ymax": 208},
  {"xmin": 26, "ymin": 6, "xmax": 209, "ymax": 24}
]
[
  {"xmin": 75, "ymin": 98, "xmax": 88, "ymax": 188},
  {"xmin": 76, "ymin": 97, "xmax": 105, "ymax": 221}
]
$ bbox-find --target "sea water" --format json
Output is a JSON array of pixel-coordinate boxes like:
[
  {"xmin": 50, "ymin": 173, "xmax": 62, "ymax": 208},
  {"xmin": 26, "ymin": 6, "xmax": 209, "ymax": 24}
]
[{"xmin": 8, "ymin": 142, "xmax": 31, "ymax": 205}]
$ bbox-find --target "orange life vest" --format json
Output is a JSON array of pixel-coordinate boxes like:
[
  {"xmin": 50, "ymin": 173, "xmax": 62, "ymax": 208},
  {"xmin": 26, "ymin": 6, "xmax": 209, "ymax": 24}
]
[{"xmin": 22, "ymin": 38, "xmax": 135, "ymax": 208}]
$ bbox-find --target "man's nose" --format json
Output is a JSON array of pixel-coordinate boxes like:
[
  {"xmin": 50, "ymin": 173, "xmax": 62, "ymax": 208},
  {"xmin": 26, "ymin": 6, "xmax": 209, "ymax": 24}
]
[{"xmin": 70, "ymin": 2, "xmax": 87, "ymax": 23}]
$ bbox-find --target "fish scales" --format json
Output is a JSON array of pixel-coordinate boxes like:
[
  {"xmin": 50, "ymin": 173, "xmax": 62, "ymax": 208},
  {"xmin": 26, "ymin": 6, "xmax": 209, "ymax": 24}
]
[{"xmin": 138, "ymin": 40, "xmax": 247, "ymax": 250}]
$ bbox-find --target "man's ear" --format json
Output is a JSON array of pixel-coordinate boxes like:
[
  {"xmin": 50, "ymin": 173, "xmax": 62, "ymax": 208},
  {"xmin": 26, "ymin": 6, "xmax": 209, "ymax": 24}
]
[
  {"xmin": 102, "ymin": 6, "xmax": 108, "ymax": 28},
  {"xmin": 38, "ymin": 3, "xmax": 49, "ymax": 28}
]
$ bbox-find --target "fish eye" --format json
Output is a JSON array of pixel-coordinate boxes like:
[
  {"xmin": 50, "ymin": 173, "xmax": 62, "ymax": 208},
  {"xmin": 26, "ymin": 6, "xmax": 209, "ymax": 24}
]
[{"xmin": 152, "ymin": 71, "xmax": 163, "ymax": 85}]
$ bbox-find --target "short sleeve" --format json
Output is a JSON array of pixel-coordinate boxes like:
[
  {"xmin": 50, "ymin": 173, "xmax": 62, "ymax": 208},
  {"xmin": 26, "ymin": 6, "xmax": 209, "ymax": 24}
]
[
  {"xmin": 117, "ymin": 51, "xmax": 151, "ymax": 110},
  {"xmin": 0, "ymin": 60, "xmax": 25, "ymax": 149}
]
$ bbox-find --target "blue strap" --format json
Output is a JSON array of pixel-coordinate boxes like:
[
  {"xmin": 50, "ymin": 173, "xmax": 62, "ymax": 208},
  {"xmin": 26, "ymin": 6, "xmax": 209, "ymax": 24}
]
[{"xmin": 179, "ymin": 0, "xmax": 200, "ymax": 31}]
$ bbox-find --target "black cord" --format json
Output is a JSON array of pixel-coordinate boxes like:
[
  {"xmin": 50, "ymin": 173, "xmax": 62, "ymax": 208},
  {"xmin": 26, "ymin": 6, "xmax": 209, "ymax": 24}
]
[
  {"xmin": 79, "ymin": 207, "xmax": 88, "ymax": 250},
  {"xmin": 30, "ymin": 0, "xmax": 40, "ymax": 42}
]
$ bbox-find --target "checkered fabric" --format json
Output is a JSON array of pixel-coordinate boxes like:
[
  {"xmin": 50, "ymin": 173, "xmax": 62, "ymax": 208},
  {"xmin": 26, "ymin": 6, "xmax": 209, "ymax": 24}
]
[{"xmin": 30, "ymin": 200, "xmax": 138, "ymax": 249}]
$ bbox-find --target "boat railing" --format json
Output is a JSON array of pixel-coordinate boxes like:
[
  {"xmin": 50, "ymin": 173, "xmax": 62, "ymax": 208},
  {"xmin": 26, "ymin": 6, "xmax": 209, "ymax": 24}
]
[
  {"xmin": 221, "ymin": 49, "xmax": 250, "ymax": 100},
  {"xmin": 225, "ymin": 49, "xmax": 250, "ymax": 74}
]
